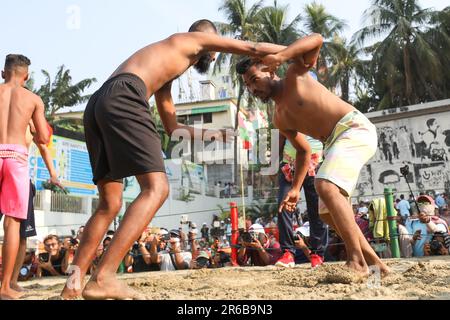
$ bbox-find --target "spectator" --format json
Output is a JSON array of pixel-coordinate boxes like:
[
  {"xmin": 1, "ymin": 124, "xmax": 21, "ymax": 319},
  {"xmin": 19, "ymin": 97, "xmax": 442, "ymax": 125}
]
[
  {"xmin": 435, "ymin": 193, "xmax": 447, "ymax": 214},
  {"xmin": 18, "ymin": 250, "xmax": 38, "ymax": 282},
  {"xmin": 125, "ymin": 230, "xmax": 160, "ymax": 273},
  {"xmin": 293, "ymin": 223, "xmax": 312, "ymax": 264},
  {"xmin": 440, "ymin": 206, "xmax": 450, "ymax": 226},
  {"xmin": 191, "ymin": 251, "xmax": 212, "ymax": 269},
  {"xmin": 406, "ymin": 195, "xmax": 448, "ymax": 257},
  {"xmin": 211, "ymin": 251, "xmax": 233, "ymax": 268},
  {"xmin": 37, "ymin": 235, "xmax": 70, "ymax": 277},
  {"xmin": 409, "ymin": 194, "xmax": 419, "ymax": 216},
  {"xmin": 395, "ymin": 215, "xmax": 413, "ymax": 258},
  {"xmin": 150, "ymin": 229, "xmax": 191, "ymax": 271},
  {"xmin": 355, "ymin": 209, "xmax": 373, "ymax": 241},
  {"xmin": 237, "ymin": 224, "xmax": 282, "ymax": 267},
  {"xmin": 224, "ymin": 218, "xmax": 232, "ymax": 244},
  {"xmin": 325, "ymin": 230, "xmax": 346, "ymax": 262},
  {"xmin": 90, "ymin": 236, "xmax": 112, "ymax": 274},
  {"xmin": 76, "ymin": 226, "xmax": 85, "ymax": 243},
  {"xmin": 424, "ymin": 232, "xmax": 450, "ymax": 256},
  {"xmin": 179, "ymin": 227, "xmax": 187, "ymax": 250},
  {"xmin": 200, "ymin": 223, "xmax": 209, "ymax": 242},
  {"xmin": 397, "ymin": 194, "xmax": 411, "ymax": 223}
]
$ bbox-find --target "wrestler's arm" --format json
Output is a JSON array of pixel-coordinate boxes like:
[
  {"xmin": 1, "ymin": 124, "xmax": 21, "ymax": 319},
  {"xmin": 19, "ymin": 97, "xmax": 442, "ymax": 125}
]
[
  {"xmin": 282, "ymin": 130, "xmax": 311, "ymax": 192},
  {"xmin": 155, "ymin": 82, "xmax": 230, "ymax": 143},
  {"xmin": 278, "ymin": 130, "xmax": 311, "ymax": 212},
  {"xmin": 178, "ymin": 32, "xmax": 286, "ymax": 57},
  {"xmin": 31, "ymin": 95, "xmax": 50, "ymax": 145},
  {"xmin": 36, "ymin": 143, "xmax": 64, "ymax": 188},
  {"xmin": 261, "ymin": 33, "xmax": 323, "ymax": 73}
]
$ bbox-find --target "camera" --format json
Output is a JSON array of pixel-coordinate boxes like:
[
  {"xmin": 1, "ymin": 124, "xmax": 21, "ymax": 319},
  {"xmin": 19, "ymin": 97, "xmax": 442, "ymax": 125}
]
[
  {"xmin": 429, "ymin": 239, "xmax": 443, "ymax": 255},
  {"xmin": 161, "ymin": 233, "xmax": 171, "ymax": 241},
  {"xmin": 241, "ymin": 231, "xmax": 257, "ymax": 243},
  {"xmin": 400, "ymin": 165, "xmax": 409, "ymax": 177},
  {"xmin": 70, "ymin": 238, "xmax": 79, "ymax": 246}
]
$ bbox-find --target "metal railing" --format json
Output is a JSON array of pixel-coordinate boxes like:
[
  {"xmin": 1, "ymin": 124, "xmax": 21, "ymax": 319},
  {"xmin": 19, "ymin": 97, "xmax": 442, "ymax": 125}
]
[{"xmin": 50, "ymin": 192, "xmax": 84, "ymax": 213}]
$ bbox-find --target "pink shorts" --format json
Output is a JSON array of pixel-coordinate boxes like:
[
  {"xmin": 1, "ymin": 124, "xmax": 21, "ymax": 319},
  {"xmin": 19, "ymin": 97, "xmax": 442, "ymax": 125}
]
[{"xmin": 0, "ymin": 144, "xmax": 30, "ymax": 220}]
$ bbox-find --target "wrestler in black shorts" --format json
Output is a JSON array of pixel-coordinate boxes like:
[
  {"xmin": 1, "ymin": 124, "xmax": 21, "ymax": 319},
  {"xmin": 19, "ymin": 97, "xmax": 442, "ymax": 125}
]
[{"xmin": 83, "ymin": 73, "xmax": 166, "ymax": 185}]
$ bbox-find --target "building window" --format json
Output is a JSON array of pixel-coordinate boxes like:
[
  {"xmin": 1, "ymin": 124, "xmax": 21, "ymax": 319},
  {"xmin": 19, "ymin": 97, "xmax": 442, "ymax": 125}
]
[
  {"xmin": 187, "ymin": 114, "xmax": 202, "ymax": 125},
  {"xmin": 203, "ymin": 113, "xmax": 212, "ymax": 123},
  {"xmin": 177, "ymin": 115, "xmax": 188, "ymax": 124}
]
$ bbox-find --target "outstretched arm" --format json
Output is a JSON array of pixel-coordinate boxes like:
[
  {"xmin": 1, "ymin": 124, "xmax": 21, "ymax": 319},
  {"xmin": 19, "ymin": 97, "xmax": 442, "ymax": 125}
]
[
  {"xmin": 155, "ymin": 82, "xmax": 232, "ymax": 143},
  {"xmin": 261, "ymin": 33, "xmax": 323, "ymax": 74}
]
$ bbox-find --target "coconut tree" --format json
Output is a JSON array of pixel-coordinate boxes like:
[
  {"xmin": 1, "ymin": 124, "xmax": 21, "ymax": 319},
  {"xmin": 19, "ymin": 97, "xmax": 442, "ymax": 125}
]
[
  {"xmin": 326, "ymin": 36, "xmax": 365, "ymax": 102},
  {"xmin": 302, "ymin": 2, "xmax": 347, "ymax": 83},
  {"xmin": 354, "ymin": 0, "xmax": 446, "ymax": 107},
  {"xmin": 215, "ymin": 0, "xmax": 264, "ymax": 183},
  {"xmin": 35, "ymin": 65, "xmax": 96, "ymax": 122}
]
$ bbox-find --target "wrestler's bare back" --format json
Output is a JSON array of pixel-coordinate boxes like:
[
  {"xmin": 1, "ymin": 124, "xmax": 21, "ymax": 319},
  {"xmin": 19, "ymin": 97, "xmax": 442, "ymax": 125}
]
[
  {"xmin": 273, "ymin": 65, "xmax": 356, "ymax": 143},
  {"xmin": 0, "ymin": 83, "xmax": 43, "ymax": 147}
]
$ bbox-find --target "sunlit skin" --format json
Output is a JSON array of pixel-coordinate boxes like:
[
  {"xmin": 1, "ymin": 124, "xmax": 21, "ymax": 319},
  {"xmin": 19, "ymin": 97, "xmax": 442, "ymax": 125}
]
[
  {"xmin": 0, "ymin": 61, "xmax": 49, "ymax": 300},
  {"xmin": 240, "ymin": 34, "xmax": 389, "ymax": 276}
]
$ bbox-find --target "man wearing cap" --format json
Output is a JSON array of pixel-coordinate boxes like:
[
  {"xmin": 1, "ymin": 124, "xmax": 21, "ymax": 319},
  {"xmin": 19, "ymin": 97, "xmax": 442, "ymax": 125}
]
[
  {"xmin": 150, "ymin": 229, "xmax": 191, "ymax": 271},
  {"xmin": 406, "ymin": 195, "xmax": 449, "ymax": 257},
  {"xmin": 237, "ymin": 224, "xmax": 282, "ymax": 266}
]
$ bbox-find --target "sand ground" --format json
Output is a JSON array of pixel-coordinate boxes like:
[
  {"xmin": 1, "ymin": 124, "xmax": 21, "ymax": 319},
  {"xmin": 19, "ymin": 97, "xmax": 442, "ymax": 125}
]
[{"xmin": 18, "ymin": 256, "xmax": 450, "ymax": 300}]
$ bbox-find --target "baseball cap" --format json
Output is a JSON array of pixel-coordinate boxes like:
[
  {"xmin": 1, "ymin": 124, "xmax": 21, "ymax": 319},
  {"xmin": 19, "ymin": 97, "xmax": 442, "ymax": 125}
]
[
  {"xmin": 196, "ymin": 251, "xmax": 209, "ymax": 260},
  {"xmin": 248, "ymin": 224, "xmax": 265, "ymax": 234},
  {"xmin": 169, "ymin": 229, "xmax": 181, "ymax": 238},
  {"xmin": 295, "ymin": 222, "xmax": 310, "ymax": 238}
]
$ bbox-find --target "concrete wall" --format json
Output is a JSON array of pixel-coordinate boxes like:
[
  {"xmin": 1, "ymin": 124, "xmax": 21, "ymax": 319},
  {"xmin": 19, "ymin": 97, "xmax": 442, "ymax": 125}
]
[{"xmin": 354, "ymin": 99, "xmax": 450, "ymax": 200}]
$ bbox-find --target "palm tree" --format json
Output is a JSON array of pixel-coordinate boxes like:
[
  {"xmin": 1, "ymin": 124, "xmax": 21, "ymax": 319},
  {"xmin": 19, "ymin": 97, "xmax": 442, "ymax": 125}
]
[
  {"xmin": 326, "ymin": 36, "xmax": 364, "ymax": 102},
  {"xmin": 215, "ymin": 0, "xmax": 264, "ymax": 183},
  {"xmin": 302, "ymin": 2, "xmax": 347, "ymax": 83},
  {"xmin": 354, "ymin": 0, "xmax": 447, "ymax": 107},
  {"xmin": 35, "ymin": 65, "xmax": 96, "ymax": 121}
]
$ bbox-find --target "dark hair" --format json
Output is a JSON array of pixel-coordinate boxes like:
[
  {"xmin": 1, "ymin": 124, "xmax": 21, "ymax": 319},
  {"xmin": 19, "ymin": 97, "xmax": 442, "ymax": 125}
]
[
  {"xmin": 4, "ymin": 54, "xmax": 31, "ymax": 71},
  {"xmin": 400, "ymin": 194, "xmax": 405, "ymax": 200},
  {"xmin": 236, "ymin": 57, "xmax": 258, "ymax": 75},
  {"xmin": 426, "ymin": 118, "xmax": 436, "ymax": 128},
  {"xmin": 189, "ymin": 19, "xmax": 217, "ymax": 33},
  {"xmin": 43, "ymin": 234, "xmax": 59, "ymax": 243},
  {"xmin": 106, "ymin": 230, "xmax": 115, "ymax": 236}
]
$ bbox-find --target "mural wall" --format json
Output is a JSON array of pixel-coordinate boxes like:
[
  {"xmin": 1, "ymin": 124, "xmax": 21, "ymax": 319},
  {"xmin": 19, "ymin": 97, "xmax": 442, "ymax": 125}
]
[{"xmin": 354, "ymin": 109, "xmax": 450, "ymax": 198}]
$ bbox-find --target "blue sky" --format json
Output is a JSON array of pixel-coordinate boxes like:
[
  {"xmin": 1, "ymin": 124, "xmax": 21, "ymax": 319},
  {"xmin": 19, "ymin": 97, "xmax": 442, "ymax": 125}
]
[{"xmin": 1, "ymin": 0, "xmax": 447, "ymax": 110}]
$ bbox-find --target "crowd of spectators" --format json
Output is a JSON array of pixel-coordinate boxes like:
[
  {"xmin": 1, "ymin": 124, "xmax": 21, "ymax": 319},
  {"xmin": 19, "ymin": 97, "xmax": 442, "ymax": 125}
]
[{"xmin": 4, "ymin": 192, "xmax": 449, "ymax": 282}]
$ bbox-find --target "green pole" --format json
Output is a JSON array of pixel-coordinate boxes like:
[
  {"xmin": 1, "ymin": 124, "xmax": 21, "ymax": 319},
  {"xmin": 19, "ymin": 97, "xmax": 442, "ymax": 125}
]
[{"xmin": 384, "ymin": 187, "xmax": 400, "ymax": 258}]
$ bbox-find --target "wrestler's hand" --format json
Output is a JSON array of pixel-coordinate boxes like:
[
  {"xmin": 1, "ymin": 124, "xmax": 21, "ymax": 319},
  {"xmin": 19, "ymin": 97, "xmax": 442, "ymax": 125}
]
[
  {"xmin": 279, "ymin": 189, "xmax": 300, "ymax": 213},
  {"xmin": 419, "ymin": 212, "xmax": 431, "ymax": 224},
  {"xmin": 48, "ymin": 176, "xmax": 65, "ymax": 191},
  {"xmin": 261, "ymin": 54, "xmax": 282, "ymax": 73}
]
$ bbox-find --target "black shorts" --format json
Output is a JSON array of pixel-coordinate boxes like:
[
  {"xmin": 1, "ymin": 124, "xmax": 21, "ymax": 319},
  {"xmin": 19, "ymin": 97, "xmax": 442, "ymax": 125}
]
[
  {"xmin": 0, "ymin": 181, "xmax": 37, "ymax": 239},
  {"xmin": 84, "ymin": 73, "xmax": 166, "ymax": 185}
]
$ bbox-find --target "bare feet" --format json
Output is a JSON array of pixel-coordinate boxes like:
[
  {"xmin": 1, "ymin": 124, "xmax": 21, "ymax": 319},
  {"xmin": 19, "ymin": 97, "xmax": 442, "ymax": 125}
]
[
  {"xmin": 345, "ymin": 261, "xmax": 370, "ymax": 277},
  {"xmin": 60, "ymin": 286, "xmax": 82, "ymax": 300},
  {"xmin": 10, "ymin": 283, "xmax": 28, "ymax": 292},
  {"xmin": 82, "ymin": 277, "xmax": 144, "ymax": 300},
  {"xmin": 0, "ymin": 287, "xmax": 25, "ymax": 300}
]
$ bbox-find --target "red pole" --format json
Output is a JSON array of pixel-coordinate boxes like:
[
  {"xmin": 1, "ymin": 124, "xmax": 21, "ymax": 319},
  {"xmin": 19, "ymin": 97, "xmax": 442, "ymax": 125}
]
[{"xmin": 230, "ymin": 202, "xmax": 238, "ymax": 266}]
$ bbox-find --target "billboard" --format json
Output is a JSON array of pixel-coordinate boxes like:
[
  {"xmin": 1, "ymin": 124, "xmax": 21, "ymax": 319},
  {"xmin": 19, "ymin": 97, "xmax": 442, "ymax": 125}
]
[{"xmin": 29, "ymin": 135, "xmax": 97, "ymax": 196}]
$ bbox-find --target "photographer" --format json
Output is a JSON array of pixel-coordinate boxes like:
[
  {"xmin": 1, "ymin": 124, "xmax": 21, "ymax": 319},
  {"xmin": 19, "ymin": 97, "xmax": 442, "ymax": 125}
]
[
  {"xmin": 237, "ymin": 224, "xmax": 282, "ymax": 267},
  {"xmin": 37, "ymin": 235, "xmax": 70, "ymax": 277},
  {"xmin": 125, "ymin": 230, "xmax": 160, "ymax": 273},
  {"xmin": 424, "ymin": 232, "xmax": 450, "ymax": 256},
  {"xmin": 150, "ymin": 229, "xmax": 191, "ymax": 271},
  {"xmin": 406, "ymin": 195, "xmax": 449, "ymax": 257}
]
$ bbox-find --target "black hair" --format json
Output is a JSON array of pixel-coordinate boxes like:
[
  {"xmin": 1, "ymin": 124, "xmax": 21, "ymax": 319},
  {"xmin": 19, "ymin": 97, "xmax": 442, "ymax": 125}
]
[
  {"xmin": 400, "ymin": 194, "xmax": 405, "ymax": 199},
  {"xmin": 4, "ymin": 54, "xmax": 30, "ymax": 71},
  {"xmin": 236, "ymin": 57, "xmax": 257, "ymax": 75},
  {"xmin": 189, "ymin": 19, "xmax": 217, "ymax": 33},
  {"xmin": 426, "ymin": 118, "xmax": 436, "ymax": 128}
]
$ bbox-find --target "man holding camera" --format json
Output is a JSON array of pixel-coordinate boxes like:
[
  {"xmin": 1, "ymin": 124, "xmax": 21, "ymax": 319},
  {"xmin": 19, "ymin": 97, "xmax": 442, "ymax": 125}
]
[
  {"xmin": 150, "ymin": 229, "xmax": 191, "ymax": 271},
  {"xmin": 37, "ymin": 235, "xmax": 70, "ymax": 277},
  {"xmin": 237, "ymin": 224, "xmax": 282, "ymax": 267}
]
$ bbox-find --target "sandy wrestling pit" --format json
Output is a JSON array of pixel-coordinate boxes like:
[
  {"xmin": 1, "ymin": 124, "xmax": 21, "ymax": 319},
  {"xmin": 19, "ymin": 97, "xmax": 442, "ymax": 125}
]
[{"xmin": 18, "ymin": 256, "xmax": 450, "ymax": 300}]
